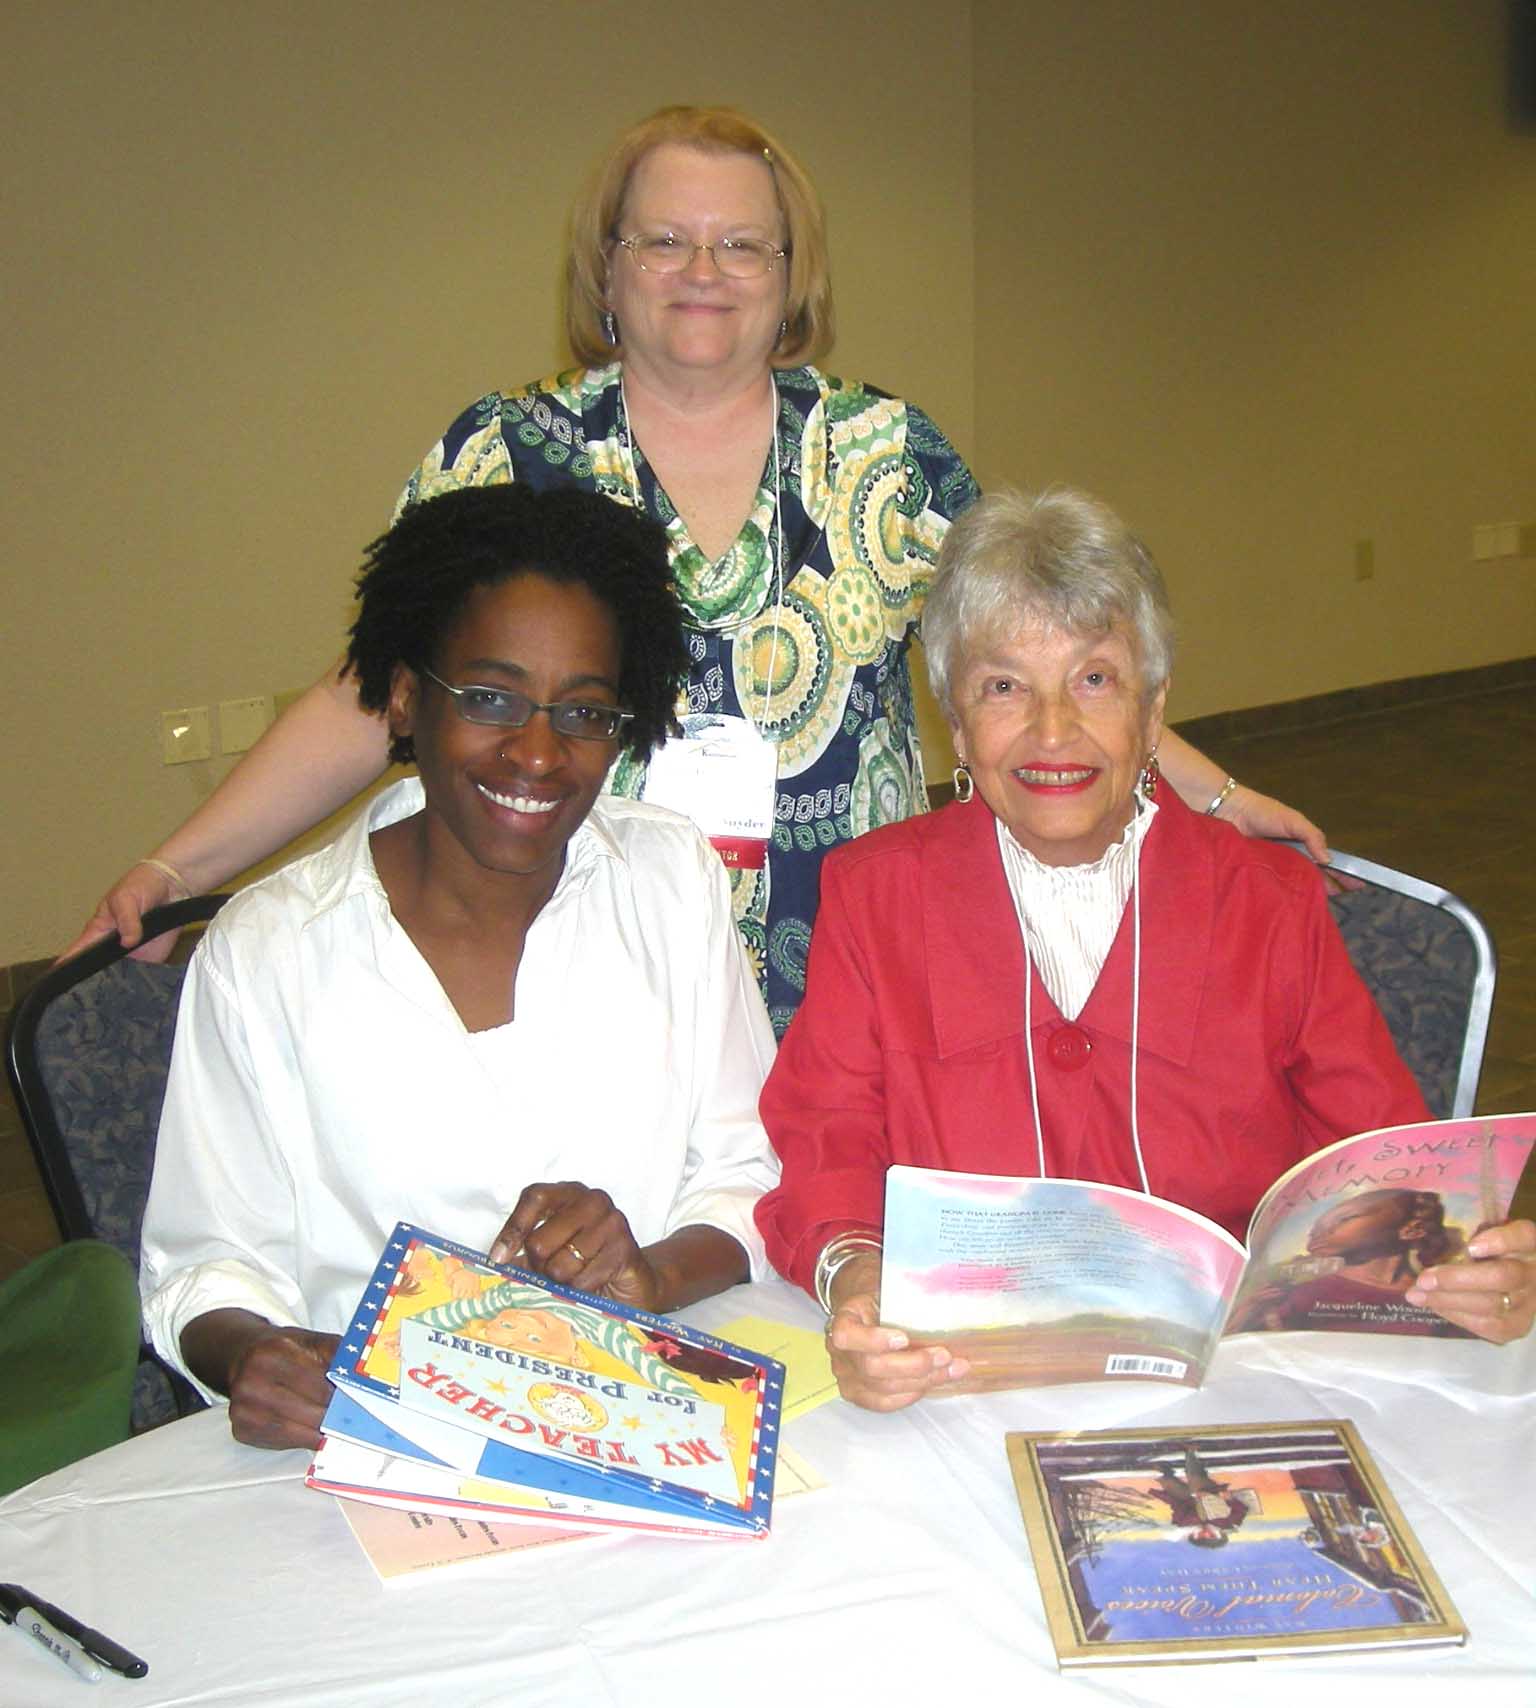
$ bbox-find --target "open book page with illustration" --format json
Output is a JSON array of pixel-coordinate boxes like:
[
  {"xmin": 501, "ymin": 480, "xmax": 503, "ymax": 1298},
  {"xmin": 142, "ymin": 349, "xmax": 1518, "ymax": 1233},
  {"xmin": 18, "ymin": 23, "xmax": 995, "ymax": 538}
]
[
  {"xmin": 308, "ymin": 1223, "xmax": 784, "ymax": 1539},
  {"xmin": 1006, "ymin": 1420, "xmax": 1466, "ymax": 1667},
  {"xmin": 1227, "ymin": 1112, "xmax": 1534, "ymax": 1336},
  {"xmin": 882, "ymin": 1169, "xmax": 1246, "ymax": 1389},
  {"xmin": 881, "ymin": 1113, "xmax": 1534, "ymax": 1390}
]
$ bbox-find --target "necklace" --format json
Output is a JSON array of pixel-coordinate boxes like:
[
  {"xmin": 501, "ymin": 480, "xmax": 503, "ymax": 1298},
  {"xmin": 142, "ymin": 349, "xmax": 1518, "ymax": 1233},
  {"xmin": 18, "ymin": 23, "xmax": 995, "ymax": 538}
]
[{"xmin": 617, "ymin": 373, "xmax": 785, "ymax": 726}]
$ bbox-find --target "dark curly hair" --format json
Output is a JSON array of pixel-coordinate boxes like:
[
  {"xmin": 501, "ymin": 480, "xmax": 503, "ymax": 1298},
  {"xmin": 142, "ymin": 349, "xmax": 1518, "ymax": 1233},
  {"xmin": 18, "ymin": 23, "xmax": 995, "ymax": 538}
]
[{"xmin": 344, "ymin": 485, "xmax": 686, "ymax": 765}]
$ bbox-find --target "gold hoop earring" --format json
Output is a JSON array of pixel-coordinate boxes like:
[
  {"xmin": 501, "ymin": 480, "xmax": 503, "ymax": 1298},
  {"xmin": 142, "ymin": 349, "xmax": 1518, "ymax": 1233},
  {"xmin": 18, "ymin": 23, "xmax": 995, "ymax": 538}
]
[{"xmin": 953, "ymin": 762, "xmax": 974, "ymax": 805}]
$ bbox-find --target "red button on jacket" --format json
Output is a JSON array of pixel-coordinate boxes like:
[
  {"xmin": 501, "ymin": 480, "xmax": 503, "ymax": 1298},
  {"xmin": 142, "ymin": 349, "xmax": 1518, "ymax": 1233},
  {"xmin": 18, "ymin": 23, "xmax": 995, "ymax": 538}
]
[{"xmin": 1046, "ymin": 1025, "xmax": 1093, "ymax": 1070}]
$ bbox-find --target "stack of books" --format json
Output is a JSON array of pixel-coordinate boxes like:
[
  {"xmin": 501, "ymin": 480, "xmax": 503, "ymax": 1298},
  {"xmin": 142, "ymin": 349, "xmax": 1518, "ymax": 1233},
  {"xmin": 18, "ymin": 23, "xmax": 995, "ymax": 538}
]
[{"xmin": 307, "ymin": 1223, "xmax": 783, "ymax": 1541}]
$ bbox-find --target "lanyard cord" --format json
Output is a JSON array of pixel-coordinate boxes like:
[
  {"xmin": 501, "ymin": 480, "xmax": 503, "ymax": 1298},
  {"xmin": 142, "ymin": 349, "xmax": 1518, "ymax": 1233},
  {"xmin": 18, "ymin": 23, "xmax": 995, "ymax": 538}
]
[
  {"xmin": 1022, "ymin": 934, "xmax": 1047, "ymax": 1181},
  {"xmin": 1013, "ymin": 833, "xmax": 1151, "ymax": 1196},
  {"xmin": 1127, "ymin": 850, "xmax": 1150, "ymax": 1195}
]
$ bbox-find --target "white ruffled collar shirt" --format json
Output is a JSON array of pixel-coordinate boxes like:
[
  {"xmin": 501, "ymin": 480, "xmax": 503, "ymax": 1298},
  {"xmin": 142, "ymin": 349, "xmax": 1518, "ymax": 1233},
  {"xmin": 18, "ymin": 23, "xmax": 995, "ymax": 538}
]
[
  {"xmin": 997, "ymin": 797, "xmax": 1158, "ymax": 1020},
  {"xmin": 140, "ymin": 779, "xmax": 780, "ymax": 1397}
]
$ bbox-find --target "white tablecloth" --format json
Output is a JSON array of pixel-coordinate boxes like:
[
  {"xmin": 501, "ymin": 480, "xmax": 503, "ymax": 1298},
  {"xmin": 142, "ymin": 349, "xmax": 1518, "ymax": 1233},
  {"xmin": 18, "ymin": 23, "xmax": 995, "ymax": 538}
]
[{"xmin": 2, "ymin": 1280, "xmax": 1533, "ymax": 1706}]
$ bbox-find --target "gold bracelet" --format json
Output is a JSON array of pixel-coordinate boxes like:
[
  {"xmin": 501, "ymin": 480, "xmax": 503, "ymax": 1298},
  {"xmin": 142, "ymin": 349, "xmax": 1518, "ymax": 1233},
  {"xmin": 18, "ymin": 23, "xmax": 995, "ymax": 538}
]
[
  {"xmin": 1204, "ymin": 776, "xmax": 1239, "ymax": 817},
  {"xmin": 138, "ymin": 857, "xmax": 191, "ymax": 901}
]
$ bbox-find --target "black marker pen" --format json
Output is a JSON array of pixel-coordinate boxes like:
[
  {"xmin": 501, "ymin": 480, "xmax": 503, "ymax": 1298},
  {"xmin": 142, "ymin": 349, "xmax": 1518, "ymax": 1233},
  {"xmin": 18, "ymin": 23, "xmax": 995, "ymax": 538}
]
[{"xmin": 0, "ymin": 1584, "xmax": 148, "ymax": 1681}]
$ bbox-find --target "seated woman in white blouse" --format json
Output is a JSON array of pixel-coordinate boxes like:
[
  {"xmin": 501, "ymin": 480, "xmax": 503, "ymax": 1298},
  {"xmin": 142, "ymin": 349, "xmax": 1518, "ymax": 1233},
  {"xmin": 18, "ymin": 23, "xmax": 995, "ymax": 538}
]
[{"xmin": 140, "ymin": 486, "xmax": 779, "ymax": 1450}]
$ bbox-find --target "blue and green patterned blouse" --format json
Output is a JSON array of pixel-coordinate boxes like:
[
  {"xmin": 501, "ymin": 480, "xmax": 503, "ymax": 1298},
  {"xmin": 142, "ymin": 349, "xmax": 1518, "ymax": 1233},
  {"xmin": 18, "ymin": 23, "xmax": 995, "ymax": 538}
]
[{"xmin": 398, "ymin": 363, "xmax": 978, "ymax": 1034}]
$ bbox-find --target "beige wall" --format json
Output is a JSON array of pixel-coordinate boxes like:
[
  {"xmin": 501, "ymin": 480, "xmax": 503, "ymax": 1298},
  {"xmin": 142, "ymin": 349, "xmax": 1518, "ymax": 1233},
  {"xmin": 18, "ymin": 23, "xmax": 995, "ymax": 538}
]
[
  {"xmin": 5, "ymin": 3, "xmax": 1532, "ymax": 965},
  {"xmin": 972, "ymin": 1, "xmax": 1536, "ymax": 719},
  {"xmin": 2, "ymin": 0, "xmax": 975, "ymax": 962}
]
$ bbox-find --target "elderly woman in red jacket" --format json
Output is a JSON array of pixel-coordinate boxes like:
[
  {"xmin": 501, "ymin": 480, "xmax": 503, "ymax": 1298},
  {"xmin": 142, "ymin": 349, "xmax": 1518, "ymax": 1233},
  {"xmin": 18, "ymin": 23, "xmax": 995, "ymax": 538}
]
[{"xmin": 754, "ymin": 487, "xmax": 1536, "ymax": 1409}]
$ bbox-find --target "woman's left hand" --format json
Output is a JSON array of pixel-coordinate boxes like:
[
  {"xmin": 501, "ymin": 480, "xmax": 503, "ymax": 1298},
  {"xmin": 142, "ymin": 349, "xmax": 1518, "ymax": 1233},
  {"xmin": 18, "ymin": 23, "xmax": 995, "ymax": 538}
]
[
  {"xmin": 1219, "ymin": 785, "xmax": 1365, "ymax": 892},
  {"xmin": 489, "ymin": 1181, "xmax": 661, "ymax": 1310},
  {"xmin": 1220, "ymin": 785, "xmax": 1327, "ymax": 864},
  {"xmin": 1406, "ymin": 1219, "xmax": 1536, "ymax": 1343}
]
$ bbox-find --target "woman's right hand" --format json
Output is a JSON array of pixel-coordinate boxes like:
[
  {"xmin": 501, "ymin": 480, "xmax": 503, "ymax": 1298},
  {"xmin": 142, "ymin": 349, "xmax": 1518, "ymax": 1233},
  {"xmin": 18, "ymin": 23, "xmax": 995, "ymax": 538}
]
[
  {"xmin": 59, "ymin": 660, "xmax": 395, "ymax": 966},
  {"xmin": 59, "ymin": 861, "xmax": 184, "ymax": 964},
  {"xmin": 825, "ymin": 1258, "xmax": 970, "ymax": 1411},
  {"xmin": 225, "ymin": 1324, "xmax": 340, "ymax": 1451},
  {"xmin": 180, "ymin": 1308, "xmax": 338, "ymax": 1451}
]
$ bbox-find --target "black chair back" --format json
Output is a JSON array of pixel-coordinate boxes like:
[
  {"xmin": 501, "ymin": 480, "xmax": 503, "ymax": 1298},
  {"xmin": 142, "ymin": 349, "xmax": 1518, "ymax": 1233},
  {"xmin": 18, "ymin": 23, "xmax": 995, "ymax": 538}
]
[{"xmin": 6, "ymin": 897, "xmax": 230, "ymax": 1428}]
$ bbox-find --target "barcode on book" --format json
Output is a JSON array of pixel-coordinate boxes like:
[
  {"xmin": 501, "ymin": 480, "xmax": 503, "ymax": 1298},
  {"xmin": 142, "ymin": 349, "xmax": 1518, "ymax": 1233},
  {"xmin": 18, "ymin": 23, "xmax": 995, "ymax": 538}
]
[{"xmin": 1104, "ymin": 1354, "xmax": 1187, "ymax": 1378}]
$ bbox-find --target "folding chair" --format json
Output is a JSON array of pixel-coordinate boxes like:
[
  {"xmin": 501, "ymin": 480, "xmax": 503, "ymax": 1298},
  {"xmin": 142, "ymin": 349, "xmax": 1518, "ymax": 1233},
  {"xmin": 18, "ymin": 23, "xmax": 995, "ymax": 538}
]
[
  {"xmin": 1318, "ymin": 849, "xmax": 1496, "ymax": 1119},
  {"xmin": 5, "ymin": 897, "xmax": 230, "ymax": 1430}
]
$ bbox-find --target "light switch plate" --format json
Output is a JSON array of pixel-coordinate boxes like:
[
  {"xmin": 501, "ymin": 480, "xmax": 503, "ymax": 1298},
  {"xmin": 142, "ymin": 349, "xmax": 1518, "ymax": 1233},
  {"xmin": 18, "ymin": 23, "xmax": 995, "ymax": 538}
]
[{"xmin": 161, "ymin": 706, "xmax": 212, "ymax": 764}]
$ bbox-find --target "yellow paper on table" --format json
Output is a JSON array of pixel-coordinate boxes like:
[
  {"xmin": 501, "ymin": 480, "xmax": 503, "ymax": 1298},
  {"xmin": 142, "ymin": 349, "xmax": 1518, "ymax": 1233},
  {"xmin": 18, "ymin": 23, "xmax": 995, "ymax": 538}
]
[
  {"xmin": 773, "ymin": 1444, "xmax": 827, "ymax": 1497},
  {"xmin": 715, "ymin": 1316, "xmax": 838, "ymax": 1421}
]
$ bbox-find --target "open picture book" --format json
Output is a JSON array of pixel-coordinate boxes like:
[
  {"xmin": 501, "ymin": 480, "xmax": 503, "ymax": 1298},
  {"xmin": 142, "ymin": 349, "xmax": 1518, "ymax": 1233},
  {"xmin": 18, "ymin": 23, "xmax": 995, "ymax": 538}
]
[
  {"xmin": 306, "ymin": 1223, "xmax": 784, "ymax": 1539},
  {"xmin": 880, "ymin": 1112, "xmax": 1534, "ymax": 1390}
]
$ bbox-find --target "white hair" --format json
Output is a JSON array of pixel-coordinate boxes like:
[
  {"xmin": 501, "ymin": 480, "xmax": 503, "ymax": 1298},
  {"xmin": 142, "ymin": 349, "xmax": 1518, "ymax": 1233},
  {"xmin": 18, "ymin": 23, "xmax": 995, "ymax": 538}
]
[{"xmin": 923, "ymin": 487, "xmax": 1175, "ymax": 715}]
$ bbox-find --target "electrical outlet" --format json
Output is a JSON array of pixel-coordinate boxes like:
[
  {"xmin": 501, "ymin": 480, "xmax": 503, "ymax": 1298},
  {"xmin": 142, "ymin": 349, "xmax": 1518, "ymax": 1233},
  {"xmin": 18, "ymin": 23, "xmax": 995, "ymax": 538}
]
[
  {"xmin": 1474, "ymin": 523, "xmax": 1522, "ymax": 561},
  {"xmin": 161, "ymin": 706, "xmax": 212, "ymax": 765},
  {"xmin": 220, "ymin": 694, "xmax": 275, "ymax": 754}
]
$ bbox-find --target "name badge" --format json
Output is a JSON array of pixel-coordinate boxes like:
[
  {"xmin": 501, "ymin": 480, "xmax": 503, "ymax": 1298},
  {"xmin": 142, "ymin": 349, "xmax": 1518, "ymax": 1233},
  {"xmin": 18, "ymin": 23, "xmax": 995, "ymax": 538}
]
[{"xmin": 643, "ymin": 714, "xmax": 778, "ymax": 870}]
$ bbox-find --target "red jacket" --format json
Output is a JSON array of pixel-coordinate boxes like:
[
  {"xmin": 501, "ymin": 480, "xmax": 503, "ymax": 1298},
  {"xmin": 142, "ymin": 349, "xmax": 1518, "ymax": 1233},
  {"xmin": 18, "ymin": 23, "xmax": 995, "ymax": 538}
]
[{"xmin": 755, "ymin": 791, "xmax": 1429, "ymax": 1296}]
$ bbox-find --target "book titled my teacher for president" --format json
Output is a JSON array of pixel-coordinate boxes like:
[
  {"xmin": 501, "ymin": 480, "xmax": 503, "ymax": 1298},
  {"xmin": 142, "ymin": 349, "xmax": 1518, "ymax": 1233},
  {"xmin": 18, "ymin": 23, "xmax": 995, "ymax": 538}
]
[{"xmin": 307, "ymin": 1223, "xmax": 783, "ymax": 1540}]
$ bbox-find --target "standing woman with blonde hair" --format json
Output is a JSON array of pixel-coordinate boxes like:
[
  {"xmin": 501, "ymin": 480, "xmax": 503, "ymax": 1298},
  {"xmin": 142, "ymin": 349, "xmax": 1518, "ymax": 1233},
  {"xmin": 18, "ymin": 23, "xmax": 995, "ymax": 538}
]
[{"xmin": 68, "ymin": 106, "xmax": 1325, "ymax": 1029}]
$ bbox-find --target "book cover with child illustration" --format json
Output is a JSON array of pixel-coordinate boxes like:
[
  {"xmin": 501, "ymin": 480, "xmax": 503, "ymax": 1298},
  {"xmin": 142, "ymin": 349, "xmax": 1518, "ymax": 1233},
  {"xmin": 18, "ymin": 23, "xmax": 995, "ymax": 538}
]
[
  {"xmin": 1006, "ymin": 1419, "xmax": 1466, "ymax": 1666},
  {"xmin": 307, "ymin": 1223, "xmax": 783, "ymax": 1539}
]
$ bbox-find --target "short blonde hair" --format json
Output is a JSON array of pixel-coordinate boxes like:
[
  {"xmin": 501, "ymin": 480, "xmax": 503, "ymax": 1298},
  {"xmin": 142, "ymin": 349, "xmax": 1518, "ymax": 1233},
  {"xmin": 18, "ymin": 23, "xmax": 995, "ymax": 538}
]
[{"xmin": 566, "ymin": 105, "xmax": 835, "ymax": 370}]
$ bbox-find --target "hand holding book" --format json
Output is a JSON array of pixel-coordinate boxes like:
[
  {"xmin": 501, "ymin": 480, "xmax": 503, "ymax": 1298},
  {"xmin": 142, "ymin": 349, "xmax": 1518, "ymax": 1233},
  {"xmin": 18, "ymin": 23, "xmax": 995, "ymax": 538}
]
[
  {"xmin": 309, "ymin": 1223, "xmax": 784, "ymax": 1540},
  {"xmin": 872, "ymin": 1115, "xmax": 1536, "ymax": 1397},
  {"xmin": 824, "ymin": 1257, "xmax": 969, "ymax": 1413},
  {"xmin": 1405, "ymin": 1217, "xmax": 1536, "ymax": 1341},
  {"xmin": 180, "ymin": 1310, "xmax": 339, "ymax": 1450},
  {"xmin": 487, "ymin": 1180, "xmax": 751, "ymax": 1315},
  {"xmin": 487, "ymin": 1179, "xmax": 667, "ymax": 1304}
]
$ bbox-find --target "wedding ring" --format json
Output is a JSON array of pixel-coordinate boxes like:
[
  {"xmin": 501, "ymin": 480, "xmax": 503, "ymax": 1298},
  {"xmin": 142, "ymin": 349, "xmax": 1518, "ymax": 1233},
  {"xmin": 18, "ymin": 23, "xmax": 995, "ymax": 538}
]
[
  {"xmin": 1500, "ymin": 1291, "xmax": 1513, "ymax": 1314},
  {"xmin": 565, "ymin": 1242, "xmax": 586, "ymax": 1265}
]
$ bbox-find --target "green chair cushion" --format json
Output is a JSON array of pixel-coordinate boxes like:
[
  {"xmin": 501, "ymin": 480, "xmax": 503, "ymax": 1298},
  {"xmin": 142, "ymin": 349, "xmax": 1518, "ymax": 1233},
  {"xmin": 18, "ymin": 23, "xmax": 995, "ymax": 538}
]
[{"xmin": 0, "ymin": 1241, "xmax": 142, "ymax": 1496}]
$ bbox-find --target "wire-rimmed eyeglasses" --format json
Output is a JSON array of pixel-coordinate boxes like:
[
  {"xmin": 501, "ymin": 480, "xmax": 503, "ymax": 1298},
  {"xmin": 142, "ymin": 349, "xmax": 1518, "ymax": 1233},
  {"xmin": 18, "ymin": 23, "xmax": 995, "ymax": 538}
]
[
  {"xmin": 420, "ymin": 667, "xmax": 633, "ymax": 741},
  {"xmin": 615, "ymin": 232, "xmax": 788, "ymax": 279}
]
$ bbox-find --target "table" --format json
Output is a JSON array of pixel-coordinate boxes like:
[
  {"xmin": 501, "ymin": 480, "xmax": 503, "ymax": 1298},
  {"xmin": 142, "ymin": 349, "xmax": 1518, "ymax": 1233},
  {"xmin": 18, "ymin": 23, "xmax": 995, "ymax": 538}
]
[{"xmin": 2, "ymin": 1280, "xmax": 1533, "ymax": 1706}]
